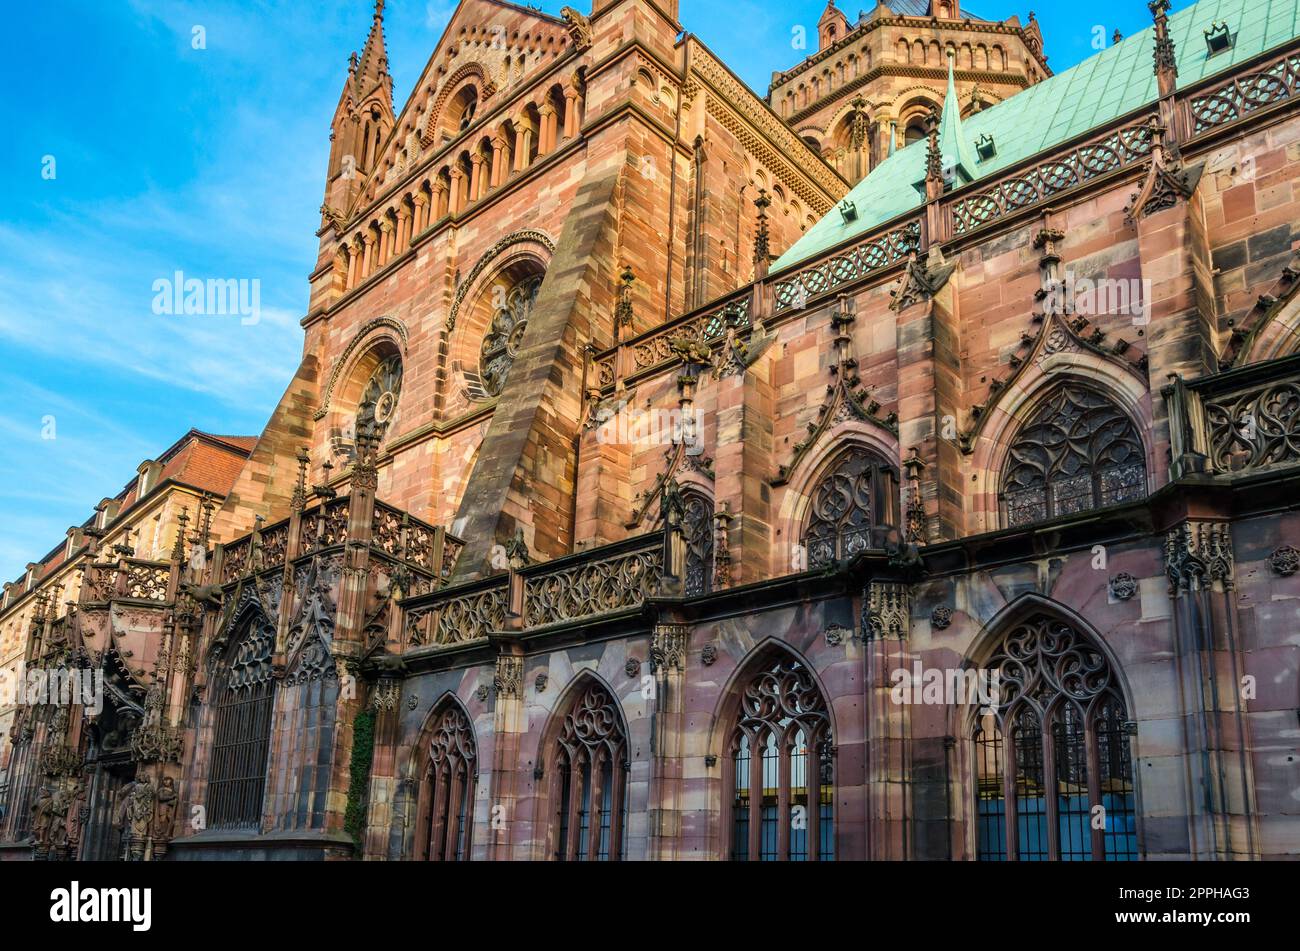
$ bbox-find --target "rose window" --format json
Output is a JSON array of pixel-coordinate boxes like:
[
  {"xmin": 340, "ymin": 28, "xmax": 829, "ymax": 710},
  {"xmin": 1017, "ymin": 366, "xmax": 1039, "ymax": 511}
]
[{"xmin": 479, "ymin": 275, "xmax": 542, "ymax": 398}]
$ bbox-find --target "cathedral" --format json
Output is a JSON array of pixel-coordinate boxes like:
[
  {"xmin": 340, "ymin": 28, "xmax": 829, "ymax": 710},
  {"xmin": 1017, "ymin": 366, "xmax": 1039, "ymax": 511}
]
[{"xmin": 1, "ymin": 0, "xmax": 1298, "ymax": 861}]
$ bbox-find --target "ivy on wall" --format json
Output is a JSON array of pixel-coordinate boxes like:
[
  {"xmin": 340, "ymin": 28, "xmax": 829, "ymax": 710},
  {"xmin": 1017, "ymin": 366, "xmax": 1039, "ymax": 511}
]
[{"xmin": 344, "ymin": 709, "xmax": 376, "ymax": 853}]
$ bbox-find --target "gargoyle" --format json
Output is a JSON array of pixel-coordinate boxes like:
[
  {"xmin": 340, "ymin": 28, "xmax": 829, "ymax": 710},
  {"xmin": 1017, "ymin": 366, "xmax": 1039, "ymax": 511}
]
[
  {"xmin": 669, "ymin": 336, "xmax": 714, "ymax": 368},
  {"xmin": 179, "ymin": 582, "xmax": 223, "ymax": 610}
]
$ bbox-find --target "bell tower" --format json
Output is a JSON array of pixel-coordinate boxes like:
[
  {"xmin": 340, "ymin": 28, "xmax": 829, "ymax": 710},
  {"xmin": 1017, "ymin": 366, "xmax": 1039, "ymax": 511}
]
[{"xmin": 324, "ymin": 0, "xmax": 395, "ymax": 218}]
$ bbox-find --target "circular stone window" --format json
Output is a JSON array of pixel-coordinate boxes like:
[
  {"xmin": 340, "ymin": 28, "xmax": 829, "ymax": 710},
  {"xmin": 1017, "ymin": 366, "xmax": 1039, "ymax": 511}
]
[
  {"xmin": 479, "ymin": 275, "xmax": 541, "ymax": 397},
  {"xmin": 355, "ymin": 354, "xmax": 403, "ymax": 443}
]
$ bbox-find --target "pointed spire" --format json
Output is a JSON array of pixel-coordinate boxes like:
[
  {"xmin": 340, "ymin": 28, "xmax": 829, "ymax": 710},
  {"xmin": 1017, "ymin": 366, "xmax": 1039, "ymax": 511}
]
[
  {"xmin": 353, "ymin": 0, "xmax": 392, "ymax": 99},
  {"xmin": 1150, "ymin": 0, "xmax": 1178, "ymax": 98},
  {"xmin": 937, "ymin": 50, "xmax": 977, "ymax": 185}
]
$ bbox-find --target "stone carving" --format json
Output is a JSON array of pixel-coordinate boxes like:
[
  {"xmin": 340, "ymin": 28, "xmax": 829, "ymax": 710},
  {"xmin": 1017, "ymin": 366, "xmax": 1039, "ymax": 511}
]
[
  {"xmin": 535, "ymin": 672, "xmax": 548, "ymax": 693},
  {"xmin": 864, "ymin": 581, "xmax": 910, "ymax": 640},
  {"xmin": 372, "ymin": 679, "xmax": 401, "ymax": 711},
  {"xmin": 930, "ymin": 604, "xmax": 953, "ymax": 629},
  {"xmin": 889, "ymin": 247, "xmax": 956, "ymax": 312},
  {"xmin": 1268, "ymin": 545, "xmax": 1300, "ymax": 576},
  {"xmin": 1109, "ymin": 572, "xmax": 1139, "ymax": 601},
  {"xmin": 625, "ymin": 657, "xmax": 641, "ymax": 678},
  {"xmin": 1164, "ymin": 521, "xmax": 1234, "ymax": 594},
  {"xmin": 701, "ymin": 643, "xmax": 718, "ymax": 666},
  {"xmin": 651, "ymin": 624, "xmax": 690, "ymax": 672},
  {"xmin": 153, "ymin": 777, "xmax": 178, "ymax": 839},
  {"xmin": 560, "ymin": 7, "xmax": 592, "ymax": 50},
  {"xmin": 824, "ymin": 623, "xmax": 851, "ymax": 646},
  {"xmin": 494, "ymin": 655, "xmax": 523, "ymax": 698}
]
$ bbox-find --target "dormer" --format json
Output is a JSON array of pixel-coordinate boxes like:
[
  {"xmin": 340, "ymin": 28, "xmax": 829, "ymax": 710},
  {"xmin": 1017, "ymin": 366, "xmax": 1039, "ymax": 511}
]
[
  {"xmin": 136, "ymin": 459, "xmax": 163, "ymax": 498},
  {"xmin": 65, "ymin": 527, "xmax": 84, "ymax": 561},
  {"xmin": 24, "ymin": 563, "xmax": 40, "ymax": 593},
  {"xmin": 96, "ymin": 498, "xmax": 122, "ymax": 529}
]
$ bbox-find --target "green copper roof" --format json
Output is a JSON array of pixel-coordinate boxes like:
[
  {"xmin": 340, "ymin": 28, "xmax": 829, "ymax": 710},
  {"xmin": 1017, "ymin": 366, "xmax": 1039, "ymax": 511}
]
[
  {"xmin": 773, "ymin": 0, "xmax": 1300, "ymax": 273},
  {"xmin": 937, "ymin": 54, "xmax": 978, "ymax": 183}
]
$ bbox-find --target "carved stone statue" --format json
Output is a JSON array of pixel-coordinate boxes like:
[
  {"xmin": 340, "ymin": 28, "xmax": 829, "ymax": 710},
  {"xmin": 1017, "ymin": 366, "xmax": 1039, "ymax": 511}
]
[
  {"xmin": 30, "ymin": 782, "xmax": 55, "ymax": 849},
  {"xmin": 560, "ymin": 6, "xmax": 592, "ymax": 49},
  {"xmin": 153, "ymin": 776, "xmax": 178, "ymax": 840}
]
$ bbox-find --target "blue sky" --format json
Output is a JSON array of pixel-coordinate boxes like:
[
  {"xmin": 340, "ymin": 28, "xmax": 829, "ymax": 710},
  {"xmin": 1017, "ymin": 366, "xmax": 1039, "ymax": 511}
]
[{"xmin": 0, "ymin": 0, "xmax": 1155, "ymax": 580}]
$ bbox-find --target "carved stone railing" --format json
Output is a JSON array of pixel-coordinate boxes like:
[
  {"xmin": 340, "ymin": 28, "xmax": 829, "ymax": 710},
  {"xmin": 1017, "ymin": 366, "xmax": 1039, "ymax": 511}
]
[
  {"xmin": 404, "ymin": 576, "xmax": 508, "ymax": 648},
  {"xmin": 220, "ymin": 535, "xmax": 251, "ymax": 584},
  {"xmin": 593, "ymin": 288, "xmax": 753, "ymax": 390},
  {"xmin": 1197, "ymin": 359, "xmax": 1300, "ymax": 475},
  {"xmin": 259, "ymin": 519, "xmax": 290, "ymax": 570},
  {"xmin": 400, "ymin": 532, "xmax": 666, "ymax": 648},
  {"xmin": 83, "ymin": 564, "xmax": 118, "ymax": 602},
  {"xmin": 951, "ymin": 118, "xmax": 1154, "ymax": 236},
  {"xmin": 299, "ymin": 498, "xmax": 350, "ymax": 555},
  {"xmin": 1171, "ymin": 355, "xmax": 1300, "ymax": 477},
  {"xmin": 1189, "ymin": 49, "xmax": 1300, "ymax": 134},
  {"xmin": 522, "ymin": 534, "xmax": 662, "ymax": 628},
  {"xmin": 120, "ymin": 560, "xmax": 170, "ymax": 602},
  {"xmin": 772, "ymin": 218, "xmax": 919, "ymax": 313}
]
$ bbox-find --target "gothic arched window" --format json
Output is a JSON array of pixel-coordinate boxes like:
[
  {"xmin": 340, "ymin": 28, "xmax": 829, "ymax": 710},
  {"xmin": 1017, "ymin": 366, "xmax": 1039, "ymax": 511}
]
[
  {"xmin": 973, "ymin": 613, "xmax": 1138, "ymax": 861},
  {"xmin": 682, "ymin": 488, "xmax": 714, "ymax": 597},
  {"xmin": 1001, "ymin": 385, "xmax": 1145, "ymax": 528},
  {"xmin": 419, "ymin": 702, "xmax": 477, "ymax": 861},
  {"xmin": 726, "ymin": 654, "xmax": 833, "ymax": 861},
  {"xmin": 803, "ymin": 447, "xmax": 899, "ymax": 569},
  {"xmin": 479, "ymin": 274, "xmax": 542, "ymax": 397},
  {"xmin": 208, "ymin": 613, "xmax": 276, "ymax": 830},
  {"xmin": 550, "ymin": 680, "xmax": 627, "ymax": 861},
  {"xmin": 355, "ymin": 354, "xmax": 402, "ymax": 445}
]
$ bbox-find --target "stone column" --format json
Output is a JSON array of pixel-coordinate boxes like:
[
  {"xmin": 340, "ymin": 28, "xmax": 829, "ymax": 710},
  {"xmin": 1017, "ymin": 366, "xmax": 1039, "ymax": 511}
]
[
  {"xmin": 449, "ymin": 168, "xmax": 466, "ymax": 215},
  {"xmin": 1163, "ymin": 521, "xmax": 1259, "ymax": 859},
  {"xmin": 359, "ymin": 233, "xmax": 372, "ymax": 278},
  {"xmin": 646, "ymin": 623, "xmax": 689, "ymax": 860},
  {"xmin": 346, "ymin": 240, "xmax": 361, "ymax": 289},
  {"xmin": 563, "ymin": 87, "xmax": 580, "ymax": 140},
  {"xmin": 469, "ymin": 154, "xmax": 485, "ymax": 202},
  {"xmin": 490, "ymin": 136, "xmax": 508, "ymax": 188},
  {"xmin": 539, "ymin": 103, "xmax": 558, "ymax": 154},
  {"xmin": 862, "ymin": 580, "xmax": 914, "ymax": 860},
  {"xmin": 513, "ymin": 114, "xmax": 535, "ymax": 172},
  {"xmin": 488, "ymin": 650, "xmax": 525, "ymax": 860}
]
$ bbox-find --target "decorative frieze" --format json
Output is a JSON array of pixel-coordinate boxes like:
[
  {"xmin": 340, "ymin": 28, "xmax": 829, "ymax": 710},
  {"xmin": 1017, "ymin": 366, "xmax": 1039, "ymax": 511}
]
[
  {"xmin": 493, "ymin": 655, "xmax": 524, "ymax": 699},
  {"xmin": 1164, "ymin": 521, "xmax": 1234, "ymax": 594},
  {"xmin": 650, "ymin": 624, "xmax": 690, "ymax": 672},
  {"xmin": 863, "ymin": 581, "xmax": 911, "ymax": 640}
]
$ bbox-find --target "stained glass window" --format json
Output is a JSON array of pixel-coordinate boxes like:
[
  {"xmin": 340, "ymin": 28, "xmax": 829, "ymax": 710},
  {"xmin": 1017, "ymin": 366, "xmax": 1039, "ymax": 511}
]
[
  {"xmin": 973, "ymin": 613, "xmax": 1138, "ymax": 861},
  {"xmin": 208, "ymin": 614, "xmax": 276, "ymax": 830},
  {"xmin": 480, "ymin": 275, "xmax": 542, "ymax": 397},
  {"xmin": 803, "ymin": 448, "xmax": 899, "ymax": 568},
  {"xmin": 1002, "ymin": 385, "xmax": 1145, "ymax": 528},
  {"xmin": 728, "ymin": 654, "xmax": 834, "ymax": 861},
  {"xmin": 422, "ymin": 703, "xmax": 476, "ymax": 861},
  {"xmin": 552, "ymin": 681, "xmax": 627, "ymax": 861}
]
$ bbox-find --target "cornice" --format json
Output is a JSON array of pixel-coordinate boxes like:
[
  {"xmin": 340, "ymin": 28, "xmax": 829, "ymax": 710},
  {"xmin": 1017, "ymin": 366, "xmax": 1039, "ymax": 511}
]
[{"xmin": 770, "ymin": 14, "xmax": 1051, "ymax": 93}]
